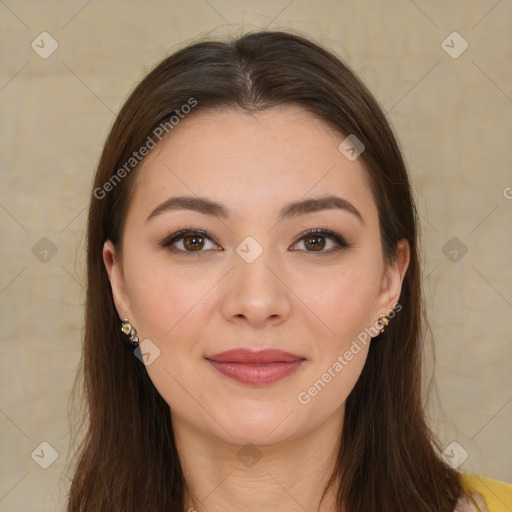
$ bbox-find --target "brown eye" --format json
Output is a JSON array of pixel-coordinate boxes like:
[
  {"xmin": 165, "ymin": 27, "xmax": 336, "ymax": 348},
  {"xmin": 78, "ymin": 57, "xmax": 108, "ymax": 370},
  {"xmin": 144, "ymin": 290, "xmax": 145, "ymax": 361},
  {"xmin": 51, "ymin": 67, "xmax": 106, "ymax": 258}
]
[
  {"xmin": 161, "ymin": 229, "xmax": 219, "ymax": 254},
  {"xmin": 303, "ymin": 234, "xmax": 326, "ymax": 251},
  {"xmin": 182, "ymin": 234, "xmax": 206, "ymax": 251},
  {"xmin": 291, "ymin": 229, "xmax": 349, "ymax": 254}
]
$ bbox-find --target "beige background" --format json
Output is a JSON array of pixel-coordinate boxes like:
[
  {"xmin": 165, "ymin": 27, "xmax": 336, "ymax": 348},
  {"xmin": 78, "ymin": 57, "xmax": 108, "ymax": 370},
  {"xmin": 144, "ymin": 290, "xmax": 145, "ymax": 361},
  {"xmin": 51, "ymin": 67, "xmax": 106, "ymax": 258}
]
[{"xmin": 0, "ymin": 0, "xmax": 511, "ymax": 510}]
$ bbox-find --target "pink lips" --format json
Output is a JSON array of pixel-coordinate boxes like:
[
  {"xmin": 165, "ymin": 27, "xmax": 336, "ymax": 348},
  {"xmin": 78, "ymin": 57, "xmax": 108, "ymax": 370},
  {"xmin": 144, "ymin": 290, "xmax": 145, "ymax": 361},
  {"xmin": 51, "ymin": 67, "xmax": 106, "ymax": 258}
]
[{"xmin": 206, "ymin": 349, "xmax": 305, "ymax": 386}]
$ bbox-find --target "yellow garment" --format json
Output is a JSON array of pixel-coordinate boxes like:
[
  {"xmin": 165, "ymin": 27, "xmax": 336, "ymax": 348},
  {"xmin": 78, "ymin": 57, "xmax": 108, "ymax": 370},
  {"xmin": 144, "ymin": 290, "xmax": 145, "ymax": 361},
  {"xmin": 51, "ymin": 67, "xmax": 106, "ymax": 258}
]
[{"xmin": 460, "ymin": 473, "xmax": 512, "ymax": 512}]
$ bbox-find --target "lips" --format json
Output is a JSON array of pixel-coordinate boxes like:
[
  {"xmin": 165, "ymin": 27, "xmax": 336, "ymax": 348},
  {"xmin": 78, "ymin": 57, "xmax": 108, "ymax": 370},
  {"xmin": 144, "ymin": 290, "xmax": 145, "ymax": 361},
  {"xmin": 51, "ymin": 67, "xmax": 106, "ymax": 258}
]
[
  {"xmin": 205, "ymin": 349, "xmax": 306, "ymax": 386},
  {"xmin": 206, "ymin": 348, "xmax": 304, "ymax": 364}
]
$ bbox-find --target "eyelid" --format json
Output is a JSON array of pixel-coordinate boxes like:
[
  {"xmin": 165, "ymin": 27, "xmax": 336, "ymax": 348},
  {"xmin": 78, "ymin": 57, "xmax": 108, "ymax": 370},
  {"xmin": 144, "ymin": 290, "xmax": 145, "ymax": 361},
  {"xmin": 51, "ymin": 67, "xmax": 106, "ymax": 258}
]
[
  {"xmin": 160, "ymin": 228, "xmax": 220, "ymax": 253},
  {"xmin": 294, "ymin": 228, "xmax": 348, "ymax": 245},
  {"xmin": 290, "ymin": 228, "xmax": 348, "ymax": 250}
]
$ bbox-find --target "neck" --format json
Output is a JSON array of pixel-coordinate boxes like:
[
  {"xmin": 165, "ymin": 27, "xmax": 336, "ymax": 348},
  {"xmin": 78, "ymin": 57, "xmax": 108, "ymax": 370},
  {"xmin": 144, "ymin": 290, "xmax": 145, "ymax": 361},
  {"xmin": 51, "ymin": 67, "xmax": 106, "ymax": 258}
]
[{"xmin": 172, "ymin": 407, "xmax": 344, "ymax": 512}]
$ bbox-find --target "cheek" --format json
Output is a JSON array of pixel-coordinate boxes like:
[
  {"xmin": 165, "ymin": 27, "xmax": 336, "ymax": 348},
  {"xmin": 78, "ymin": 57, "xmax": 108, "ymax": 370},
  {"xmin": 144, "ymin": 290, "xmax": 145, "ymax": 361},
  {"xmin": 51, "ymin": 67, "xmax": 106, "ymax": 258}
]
[
  {"xmin": 124, "ymin": 244, "xmax": 383, "ymax": 348},
  {"xmin": 298, "ymin": 260, "xmax": 382, "ymax": 345},
  {"xmin": 121, "ymin": 246, "xmax": 210, "ymax": 342},
  {"xmin": 293, "ymin": 265, "xmax": 378, "ymax": 410}
]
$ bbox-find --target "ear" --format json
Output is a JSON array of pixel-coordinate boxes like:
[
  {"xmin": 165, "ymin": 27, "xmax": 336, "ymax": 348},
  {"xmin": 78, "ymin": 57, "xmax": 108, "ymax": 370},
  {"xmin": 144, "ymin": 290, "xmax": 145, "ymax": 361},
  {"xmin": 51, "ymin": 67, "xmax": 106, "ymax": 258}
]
[
  {"xmin": 103, "ymin": 240, "xmax": 133, "ymax": 320},
  {"xmin": 375, "ymin": 238, "xmax": 410, "ymax": 314}
]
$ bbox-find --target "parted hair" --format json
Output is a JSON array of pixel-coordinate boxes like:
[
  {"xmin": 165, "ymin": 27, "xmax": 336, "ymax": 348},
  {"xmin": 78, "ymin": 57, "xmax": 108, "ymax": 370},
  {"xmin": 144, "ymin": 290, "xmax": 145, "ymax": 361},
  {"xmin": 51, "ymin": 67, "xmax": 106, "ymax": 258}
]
[{"xmin": 66, "ymin": 30, "xmax": 469, "ymax": 511}]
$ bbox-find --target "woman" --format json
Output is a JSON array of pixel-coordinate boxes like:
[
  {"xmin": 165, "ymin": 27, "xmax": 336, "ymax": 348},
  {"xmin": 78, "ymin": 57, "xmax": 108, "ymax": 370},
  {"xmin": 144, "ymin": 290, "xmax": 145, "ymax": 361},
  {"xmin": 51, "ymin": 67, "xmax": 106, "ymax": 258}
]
[{"xmin": 66, "ymin": 30, "xmax": 511, "ymax": 511}]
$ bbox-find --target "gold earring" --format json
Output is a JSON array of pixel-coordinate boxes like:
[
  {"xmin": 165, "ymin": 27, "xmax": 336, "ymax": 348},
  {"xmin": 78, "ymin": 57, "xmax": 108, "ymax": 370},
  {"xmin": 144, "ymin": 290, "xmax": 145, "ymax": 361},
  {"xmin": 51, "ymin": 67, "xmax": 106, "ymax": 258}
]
[
  {"xmin": 378, "ymin": 315, "xmax": 389, "ymax": 333},
  {"xmin": 121, "ymin": 318, "xmax": 139, "ymax": 346}
]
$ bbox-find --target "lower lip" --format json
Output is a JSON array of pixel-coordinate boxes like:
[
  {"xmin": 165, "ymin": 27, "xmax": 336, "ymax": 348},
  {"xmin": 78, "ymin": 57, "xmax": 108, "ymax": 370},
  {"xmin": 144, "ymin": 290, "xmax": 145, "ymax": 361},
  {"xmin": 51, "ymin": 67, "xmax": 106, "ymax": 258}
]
[{"xmin": 206, "ymin": 359, "xmax": 305, "ymax": 386}]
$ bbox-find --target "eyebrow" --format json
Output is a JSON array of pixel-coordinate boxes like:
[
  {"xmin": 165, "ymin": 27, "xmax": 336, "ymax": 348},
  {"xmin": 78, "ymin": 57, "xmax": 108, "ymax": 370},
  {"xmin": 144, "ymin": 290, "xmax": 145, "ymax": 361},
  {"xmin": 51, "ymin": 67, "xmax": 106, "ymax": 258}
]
[{"xmin": 145, "ymin": 194, "xmax": 364, "ymax": 225}]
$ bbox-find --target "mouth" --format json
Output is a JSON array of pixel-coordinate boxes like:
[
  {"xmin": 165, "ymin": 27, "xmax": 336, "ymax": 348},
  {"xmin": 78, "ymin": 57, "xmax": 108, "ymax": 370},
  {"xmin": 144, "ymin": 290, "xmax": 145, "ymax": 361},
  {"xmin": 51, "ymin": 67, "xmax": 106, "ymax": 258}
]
[{"xmin": 205, "ymin": 349, "xmax": 306, "ymax": 386}]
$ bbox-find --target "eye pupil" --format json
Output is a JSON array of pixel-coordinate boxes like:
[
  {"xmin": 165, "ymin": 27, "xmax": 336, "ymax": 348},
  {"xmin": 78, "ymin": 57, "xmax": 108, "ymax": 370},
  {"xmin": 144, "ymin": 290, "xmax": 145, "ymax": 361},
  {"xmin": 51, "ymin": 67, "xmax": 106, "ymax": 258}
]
[
  {"xmin": 305, "ymin": 236, "xmax": 326, "ymax": 251},
  {"xmin": 183, "ymin": 235, "xmax": 204, "ymax": 251}
]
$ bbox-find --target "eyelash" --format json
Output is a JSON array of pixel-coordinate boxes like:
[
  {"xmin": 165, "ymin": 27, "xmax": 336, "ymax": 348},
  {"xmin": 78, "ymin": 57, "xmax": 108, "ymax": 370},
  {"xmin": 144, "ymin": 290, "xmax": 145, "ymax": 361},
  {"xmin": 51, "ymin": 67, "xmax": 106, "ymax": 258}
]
[{"xmin": 159, "ymin": 228, "xmax": 349, "ymax": 256}]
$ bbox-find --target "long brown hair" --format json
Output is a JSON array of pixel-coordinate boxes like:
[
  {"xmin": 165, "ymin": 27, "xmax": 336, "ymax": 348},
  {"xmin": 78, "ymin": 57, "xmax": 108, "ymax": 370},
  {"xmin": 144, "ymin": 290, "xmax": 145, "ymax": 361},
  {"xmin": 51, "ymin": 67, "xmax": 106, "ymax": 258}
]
[{"xmin": 66, "ymin": 30, "xmax": 470, "ymax": 511}]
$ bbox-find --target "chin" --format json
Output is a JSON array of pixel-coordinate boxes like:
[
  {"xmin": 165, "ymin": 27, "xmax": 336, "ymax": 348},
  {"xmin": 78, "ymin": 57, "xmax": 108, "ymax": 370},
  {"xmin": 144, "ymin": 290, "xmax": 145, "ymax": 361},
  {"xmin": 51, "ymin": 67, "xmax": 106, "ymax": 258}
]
[{"xmin": 211, "ymin": 405, "xmax": 304, "ymax": 447}]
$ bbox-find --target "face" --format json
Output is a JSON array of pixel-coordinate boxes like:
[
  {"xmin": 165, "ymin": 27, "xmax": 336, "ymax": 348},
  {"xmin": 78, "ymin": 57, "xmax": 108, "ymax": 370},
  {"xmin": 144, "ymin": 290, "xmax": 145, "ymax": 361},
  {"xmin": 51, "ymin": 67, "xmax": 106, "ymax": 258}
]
[{"xmin": 103, "ymin": 105, "xmax": 409, "ymax": 447}]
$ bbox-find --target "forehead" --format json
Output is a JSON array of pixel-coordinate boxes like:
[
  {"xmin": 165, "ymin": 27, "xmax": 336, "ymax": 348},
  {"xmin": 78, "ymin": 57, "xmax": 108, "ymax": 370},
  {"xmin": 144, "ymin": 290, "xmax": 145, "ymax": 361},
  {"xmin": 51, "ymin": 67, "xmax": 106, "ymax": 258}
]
[{"xmin": 129, "ymin": 105, "xmax": 377, "ymax": 225}]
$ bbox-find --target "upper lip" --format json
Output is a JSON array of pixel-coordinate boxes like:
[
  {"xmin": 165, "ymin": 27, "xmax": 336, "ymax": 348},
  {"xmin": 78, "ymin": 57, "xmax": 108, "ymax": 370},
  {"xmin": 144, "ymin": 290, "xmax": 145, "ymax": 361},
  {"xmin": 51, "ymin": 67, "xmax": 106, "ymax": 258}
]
[{"xmin": 206, "ymin": 348, "xmax": 305, "ymax": 364}]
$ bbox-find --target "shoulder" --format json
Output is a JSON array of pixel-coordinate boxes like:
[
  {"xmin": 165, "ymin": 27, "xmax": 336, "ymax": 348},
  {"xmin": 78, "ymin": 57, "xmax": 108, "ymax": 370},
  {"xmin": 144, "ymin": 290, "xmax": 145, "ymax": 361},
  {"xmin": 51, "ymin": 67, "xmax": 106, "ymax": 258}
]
[{"xmin": 460, "ymin": 472, "xmax": 512, "ymax": 512}]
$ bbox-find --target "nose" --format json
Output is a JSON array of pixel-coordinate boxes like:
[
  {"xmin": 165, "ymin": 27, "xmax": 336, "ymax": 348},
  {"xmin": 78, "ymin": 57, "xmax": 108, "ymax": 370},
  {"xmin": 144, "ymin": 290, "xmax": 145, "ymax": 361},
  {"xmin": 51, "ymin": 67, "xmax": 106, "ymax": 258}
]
[{"xmin": 219, "ymin": 247, "xmax": 292, "ymax": 328}]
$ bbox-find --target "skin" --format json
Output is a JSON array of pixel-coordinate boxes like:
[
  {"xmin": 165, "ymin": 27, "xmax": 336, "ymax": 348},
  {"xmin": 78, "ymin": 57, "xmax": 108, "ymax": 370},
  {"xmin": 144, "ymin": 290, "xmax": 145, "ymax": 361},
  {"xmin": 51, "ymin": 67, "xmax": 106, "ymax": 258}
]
[
  {"xmin": 102, "ymin": 104, "xmax": 485, "ymax": 512},
  {"xmin": 455, "ymin": 493, "xmax": 489, "ymax": 512}
]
